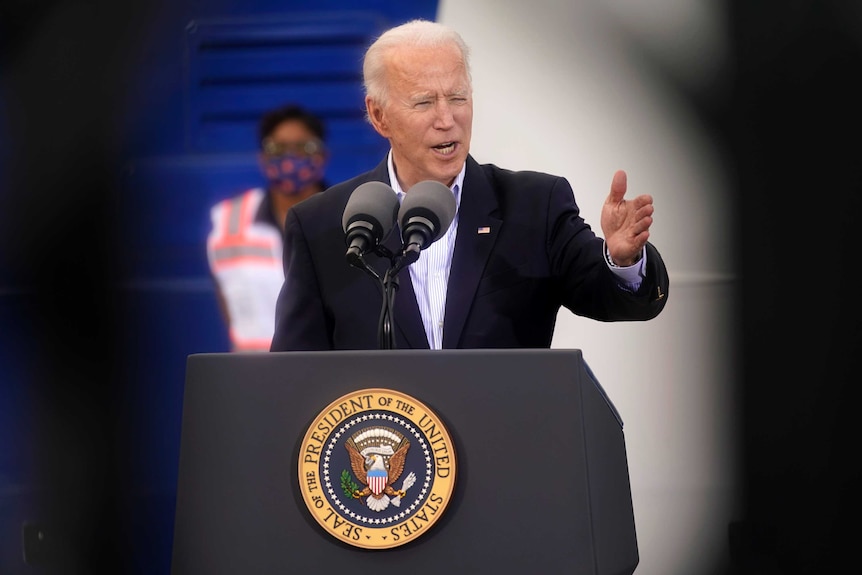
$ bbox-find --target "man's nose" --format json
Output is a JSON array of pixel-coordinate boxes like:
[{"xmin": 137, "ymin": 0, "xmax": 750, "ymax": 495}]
[{"xmin": 433, "ymin": 100, "xmax": 455, "ymax": 128}]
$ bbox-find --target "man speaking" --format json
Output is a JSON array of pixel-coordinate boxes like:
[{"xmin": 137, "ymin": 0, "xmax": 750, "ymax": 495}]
[{"xmin": 270, "ymin": 19, "xmax": 669, "ymax": 352}]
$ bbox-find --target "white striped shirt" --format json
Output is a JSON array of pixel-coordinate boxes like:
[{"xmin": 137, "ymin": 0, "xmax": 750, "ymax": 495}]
[{"xmin": 387, "ymin": 152, "xmax": 464, "ymax": 349}]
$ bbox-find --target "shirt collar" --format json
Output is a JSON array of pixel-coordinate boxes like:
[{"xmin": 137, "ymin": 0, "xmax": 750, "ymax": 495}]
[{"xmin": 386, "ymin": 150, "xmax": 464, "ymax": 209}]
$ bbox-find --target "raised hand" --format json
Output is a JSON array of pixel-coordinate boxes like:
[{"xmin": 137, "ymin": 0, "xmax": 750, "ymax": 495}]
[{"xmin": 600, "ymin": 170, "xmax": 654, "ymax": 267}]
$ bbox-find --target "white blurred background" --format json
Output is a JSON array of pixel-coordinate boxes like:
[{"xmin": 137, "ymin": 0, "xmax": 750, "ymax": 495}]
[{"xmin": 438, "ymin": 1, "xmax": 739, "ymax": 572}]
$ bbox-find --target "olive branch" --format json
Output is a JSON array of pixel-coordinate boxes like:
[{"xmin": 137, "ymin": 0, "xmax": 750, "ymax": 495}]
[{"xmin": 340, "ymin": 469, "xmax": 360, "ymax": 498}]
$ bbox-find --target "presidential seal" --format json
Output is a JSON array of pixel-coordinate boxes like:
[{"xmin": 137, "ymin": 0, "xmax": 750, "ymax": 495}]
[{"xmin": 298, "ymin": 388, "xmax": 457, "ymax": 549}]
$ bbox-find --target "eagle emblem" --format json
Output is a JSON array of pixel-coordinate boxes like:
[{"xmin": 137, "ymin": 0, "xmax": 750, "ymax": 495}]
[
  {"xmin": 299, "ymin": 388, "xmax": 457, "ymax": 549},
  {"xmin": 342, "ymin": 426, "xmax": 417, "ymax": 512}
]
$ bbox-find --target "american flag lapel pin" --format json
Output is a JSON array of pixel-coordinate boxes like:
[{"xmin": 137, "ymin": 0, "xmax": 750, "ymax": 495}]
[{"xmin": 477, "ymin": 226, "xmax": 491, "ymax": 234}]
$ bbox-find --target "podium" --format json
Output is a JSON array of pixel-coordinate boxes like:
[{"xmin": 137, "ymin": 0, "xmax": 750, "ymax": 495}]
[{"xmin": 171, "ymin": 349, "xmax": 638, "ymax": 574}]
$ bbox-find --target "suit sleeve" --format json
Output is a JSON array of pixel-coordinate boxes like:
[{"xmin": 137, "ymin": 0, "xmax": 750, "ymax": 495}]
[
  {"xmin": 550, "ymin": 177, "xmax": 669, "ymax": 321},
  {"xmin": 270, "ymin": 208, "xmax": 333, "ymax": 351}
]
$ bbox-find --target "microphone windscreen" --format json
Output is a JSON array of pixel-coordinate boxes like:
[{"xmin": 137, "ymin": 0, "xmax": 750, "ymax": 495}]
[
  {"xmin": 342, "ymin": 181, "xmax": 399, "ymax": 238},
  {"xmin": 399, "ymin": 180, "xmax": 457, "ymax": 243}
]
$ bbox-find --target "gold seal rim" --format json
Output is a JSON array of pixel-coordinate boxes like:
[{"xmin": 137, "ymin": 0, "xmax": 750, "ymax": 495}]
[{"xmin": 298, "ymin": 387, "xmax": 457, "ymax": 549}]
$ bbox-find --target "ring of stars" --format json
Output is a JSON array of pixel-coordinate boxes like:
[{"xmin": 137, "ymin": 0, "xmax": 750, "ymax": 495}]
[{"xmin": 321, "ymin": 412, "xmax": 433, "ymax": 525}]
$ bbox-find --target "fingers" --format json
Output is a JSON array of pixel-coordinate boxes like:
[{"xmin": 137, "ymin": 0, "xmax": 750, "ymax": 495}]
[
  {"xmin": 622, "ymin": 199, "xmax": 654, "ymax": 243},
  {"xmin": 631, "ymin": 200, "xmax": 654, "ymax": 234},
  {"xmin": 632, "ymin": 230, "xmax": 650, "ymax": 253},
  {"xmin": 630, "ymin": 215, "xmax": 653, "ymax": 237},
  {"xmin": 634, "ymin": 198, "xmax": 654, "ymax": 219}
]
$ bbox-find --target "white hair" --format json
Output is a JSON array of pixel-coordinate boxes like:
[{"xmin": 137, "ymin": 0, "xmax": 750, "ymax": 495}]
[{"xmin": 362, "ymin": 19, "xmax": 472, "ymax": 113}]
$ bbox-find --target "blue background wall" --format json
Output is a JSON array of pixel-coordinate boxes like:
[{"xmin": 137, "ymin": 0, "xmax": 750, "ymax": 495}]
[{"xmin": 1, "ymin": 1, "xmax": 437, "ymax": 573}]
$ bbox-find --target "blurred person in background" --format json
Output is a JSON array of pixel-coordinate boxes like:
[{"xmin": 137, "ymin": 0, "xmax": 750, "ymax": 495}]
[{"xmin": 207, "ymin": 104, "xmax": 329, "ymax": 351}]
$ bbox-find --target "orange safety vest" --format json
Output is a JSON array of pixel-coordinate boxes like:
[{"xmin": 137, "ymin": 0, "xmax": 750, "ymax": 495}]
[{"xmin": 206, "ymin": 188, "xmax": 283, "ymax": 351}]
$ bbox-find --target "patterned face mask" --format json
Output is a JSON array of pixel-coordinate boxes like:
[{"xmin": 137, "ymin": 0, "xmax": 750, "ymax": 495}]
[
  {"xmin": 261, "ymin": 138, "xmax": 327, "ymax": 195},
  {"xmin": 262, "ymin": 153, "xmax": 326, "ymax": 195}
]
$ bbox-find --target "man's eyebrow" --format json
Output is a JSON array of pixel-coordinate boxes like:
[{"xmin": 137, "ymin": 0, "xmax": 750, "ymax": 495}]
[{"xmin": 407, "ymin": 92, "xmax": 435, "ymax": 103}]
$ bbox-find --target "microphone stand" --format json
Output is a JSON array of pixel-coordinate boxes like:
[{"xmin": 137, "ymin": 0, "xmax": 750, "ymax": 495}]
[
  {"xmin": 348, "ymin": 244, "xmax": 417, "ymax": 350},
  {"xmin": 378, "ymin": 246, "xmax": 421, "ymax": 349},
  {"xmin": 379, "ymin": 267, "xmax": 398, "ymax": 349},
  {"xmin": 345, "ymin": 246, "xmax": 397, "ymax": 350}
]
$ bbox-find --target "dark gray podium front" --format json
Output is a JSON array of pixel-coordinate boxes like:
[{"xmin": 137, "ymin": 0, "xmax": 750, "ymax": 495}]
[{"xmin": 171, "ymin": 349, "xmax": 638, "ymax": 574}]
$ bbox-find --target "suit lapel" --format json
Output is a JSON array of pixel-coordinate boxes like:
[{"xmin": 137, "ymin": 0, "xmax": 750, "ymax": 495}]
[
  {"xmin": 392, "ymin": 267, "xmax": 428, "ymax": 349},
  {"xmin": 443, "ymin": 157, "xmax": 501, "ymax": 348}
]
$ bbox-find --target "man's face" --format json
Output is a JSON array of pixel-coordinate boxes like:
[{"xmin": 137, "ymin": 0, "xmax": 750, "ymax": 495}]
[{"xmin": 366, "ymin": 43, "xmax": 473, "ymax": 191}]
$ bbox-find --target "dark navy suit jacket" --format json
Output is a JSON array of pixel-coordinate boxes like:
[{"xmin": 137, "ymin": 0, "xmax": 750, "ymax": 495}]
[{"xmin": 271, "ymin": 155, "xmax": 669, "ymax": 351}]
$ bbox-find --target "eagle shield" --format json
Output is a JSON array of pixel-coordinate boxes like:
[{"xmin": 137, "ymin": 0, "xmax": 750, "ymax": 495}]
[{"xmin": 344, "ymin": 426, "xmax": 411, "ymax": 511}]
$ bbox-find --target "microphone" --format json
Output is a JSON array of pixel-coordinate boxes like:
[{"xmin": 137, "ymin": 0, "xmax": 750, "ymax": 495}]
[
  {"xmin": 398, "ymin": 180, "xmax": 457, "ymax": 264},
  {"xmin": 342, "ymin": 181, "xmax": 399, "ymax": 266}
]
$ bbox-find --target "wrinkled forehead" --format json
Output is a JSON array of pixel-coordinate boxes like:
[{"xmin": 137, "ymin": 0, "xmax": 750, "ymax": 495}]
[{"xmin": 386, "ymin": 43, "xmax": 471, "ymax": 92}]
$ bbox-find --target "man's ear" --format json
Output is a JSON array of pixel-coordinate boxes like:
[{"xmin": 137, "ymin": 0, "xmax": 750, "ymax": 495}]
[{"xmin": 366, "ymin": 96, "xmax": 389, "ymax": 138}]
